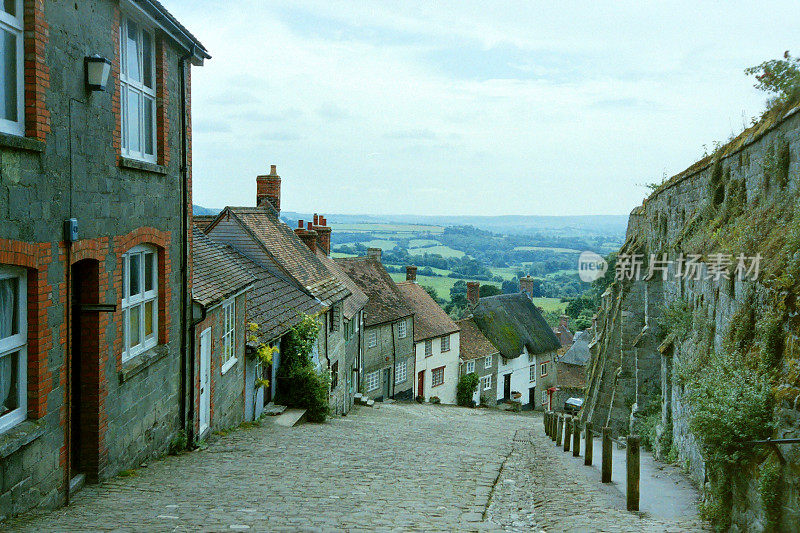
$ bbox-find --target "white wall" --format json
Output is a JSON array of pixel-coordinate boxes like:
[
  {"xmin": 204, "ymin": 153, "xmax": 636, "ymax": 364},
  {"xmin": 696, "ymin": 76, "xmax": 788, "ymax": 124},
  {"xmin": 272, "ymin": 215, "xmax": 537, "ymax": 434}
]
[
  {"xmin": 413, "ymin": 332, "xmax": 460, "ymax": 404},
  {"xmin": 496, "ymin": 347, "xmax": 536, "ymax": 403}
]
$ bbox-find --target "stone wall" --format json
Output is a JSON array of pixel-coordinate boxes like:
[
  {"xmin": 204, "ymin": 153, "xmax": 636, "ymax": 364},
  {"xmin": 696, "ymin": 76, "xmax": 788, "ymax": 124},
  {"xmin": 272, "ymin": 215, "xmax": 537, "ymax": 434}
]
[
  {"xmin": 583, "ymin": 104, "xmax": 800, "ymax": 531},
  {"xmin": 362, "ymin": 319, "xmax": 415, "ymax": 401}
]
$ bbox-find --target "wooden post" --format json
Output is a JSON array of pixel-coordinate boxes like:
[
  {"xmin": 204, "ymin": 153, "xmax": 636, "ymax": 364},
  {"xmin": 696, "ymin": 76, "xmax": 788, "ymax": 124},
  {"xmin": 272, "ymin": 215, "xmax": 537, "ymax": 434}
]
[
  {"xmin": 584, "ymin": 422, "xmax": 593, "ymax": 466},
  {"xmin": 556, "ymin": 415, "xmax": 563, "ymax": 446},
  {"xmin": 602, "ymin": 427, "xmax": 612, "ymax": 483},
  {"xmin": 563, "ymin": 415, "xmax": 572, "ymax": 452},
  {"xmin": 551, "ymin": 413, "xmax": 557, "ymax": 441},
  {"xmin": 545, "ymin": 412, "xmax": 551, "ymax": 437},
  {"xmin": 627, "ymin": 435, "xmax": 640, "ymax": 511},
  {"xmin": 572, "ymin": 418, "xmax": 580, "ymax": 457}
]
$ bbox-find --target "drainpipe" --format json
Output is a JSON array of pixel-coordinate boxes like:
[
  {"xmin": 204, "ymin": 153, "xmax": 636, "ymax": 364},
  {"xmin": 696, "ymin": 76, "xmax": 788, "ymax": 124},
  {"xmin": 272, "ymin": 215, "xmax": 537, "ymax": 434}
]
[{"xmin": 179, "ymin": 45, "xmax": 195, "ymax": 446}]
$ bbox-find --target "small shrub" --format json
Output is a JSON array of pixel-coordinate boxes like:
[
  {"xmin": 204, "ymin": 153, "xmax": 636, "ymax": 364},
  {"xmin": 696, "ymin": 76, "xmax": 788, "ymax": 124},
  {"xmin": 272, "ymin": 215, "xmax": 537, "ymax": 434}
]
[
  {"xmin": 634, "ymin": 404, "xmax": 660, "ymax": 452},
  {"xmin": 758, "ymin": 315, "xmax": 784, "ymax": 371},
  {"xmin": 708, "ymin": 160, "xmax": 725, "ymax": 207},
  {"xmin": 456, "ymin": 373, "xmax": 480, "ymax": 407},
  {"xmin": 169, "ymin": 431, "xmax": 187, "ymax": 455},
  {"xmin": 415, "ymin": 395, "xmax": 425, "ymax": 403},
  {"xmin": 285, "ymin": 365, "xmax": 331, "ymax": 423},
  {"xmin": 760, "ymin": 459, "xmax": 783, "ymax": 532},
  {"xmin": 429, "ymin": 396, "xmax": 441, "ymax": 405},
  {"xmin": 658, "ymin": 298, "xmax": 693, "ymax": 341},
  {"xmin": 777, "ymin": 142, "xmax": 791, "ymax": 188}
]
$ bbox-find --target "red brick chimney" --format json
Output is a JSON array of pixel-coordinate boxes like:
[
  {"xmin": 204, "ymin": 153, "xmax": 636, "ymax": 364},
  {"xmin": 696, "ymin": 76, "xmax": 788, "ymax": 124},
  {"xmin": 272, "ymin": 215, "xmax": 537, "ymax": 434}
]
[
  {"xmin": 294, "ymin": 219, "xmax": 317, "ymax": 253},
  {"xmin": 560, "ymin": 315, "xmax": 569, "ymax": 329},
  {"xmin": 367, "ymin": 248, "xmax": 382, "ymax": 261},
  {"xmin": 406, "ymin": 265, "xmax": 417, "ymax": 282},
  {"xmin": 467, "ymin": 281, "xmax": 480, "ymax": 306},
  {"xmin": 312, "ymin": 213, "xmax": 332, "ymax": 255},
  {"xmin": 256, "ymin": 164, "xmax": 281, "ymax": 214}
]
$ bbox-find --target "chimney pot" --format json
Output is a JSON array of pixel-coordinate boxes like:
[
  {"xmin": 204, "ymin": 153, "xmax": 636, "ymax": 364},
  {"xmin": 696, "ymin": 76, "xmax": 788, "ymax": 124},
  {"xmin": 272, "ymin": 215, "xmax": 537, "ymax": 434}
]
[
  {"xmin": 313, "ymin": 214, "xmax": 319, "ymax": 226},
  {"xmin": 256, "ymin": 167, "xmax": 281, "ymax": 214},
  {"xmin": 321, "ymin": 216, "xmax": 327, "ymax": 226},
  {"xmin": 270, "ymin": 164, "xmax": 277, "ymax": 176},
  {"xmin": 467, "ymin": 281, "xmax": 480, "ymax": 306},
  {"xmin": 307, "ymin": 221, "xmax": 313, "ymax": 230},
  {"xmin": 406, "ymin": 265, "xmax": 418, "ymax": 282},
  {"xmin": 298, "ymin": 220, "xmax": 304, "ymax": 229}
]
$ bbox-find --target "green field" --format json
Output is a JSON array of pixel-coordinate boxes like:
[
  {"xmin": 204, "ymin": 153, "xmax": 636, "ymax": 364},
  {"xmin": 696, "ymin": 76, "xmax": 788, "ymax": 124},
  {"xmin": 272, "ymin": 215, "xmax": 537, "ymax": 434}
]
[
  {"xmin": 408, "ymin": 238, "xmax": 440, "ymax": 248},
  {"xmin": 408, "ymin": 245, "xmax": 465, "ymax": 258},
  {"xmin": 331, "ymin": 251, "xmax": 357, "ymax": 259},
  {"xmin": 531, "ymin": 297, "xmax": 567, "ymax": 313},
  {"xmin": 330, "ymin": 223, "xmax": 444, "ymax": 234},
  {"xmin": 362, "ymin": 239, "xmax": 397, "ymax": 250},
  {"xmin": 385, "ymin": 264, "xmax": 453, "ymax": 277},
  {"xmin": 388, "ymin": 273, "xmax": 501, "ymax": 300},
  {"xmin": 513, "ymin": 246, "xmax": 582, "ymax": 253}
]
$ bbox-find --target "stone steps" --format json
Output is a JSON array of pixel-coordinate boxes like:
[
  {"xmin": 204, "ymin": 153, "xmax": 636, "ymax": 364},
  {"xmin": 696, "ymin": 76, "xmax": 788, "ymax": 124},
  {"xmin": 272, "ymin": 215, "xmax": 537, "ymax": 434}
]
[{"xmin": 273, "ymin": 408, "xmax": 306, "ymax": 427}]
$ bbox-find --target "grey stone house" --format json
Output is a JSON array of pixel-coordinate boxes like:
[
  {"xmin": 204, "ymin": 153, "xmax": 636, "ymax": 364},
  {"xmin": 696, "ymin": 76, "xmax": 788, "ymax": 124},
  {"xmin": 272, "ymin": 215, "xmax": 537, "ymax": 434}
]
[
  {"xmin": 0, "ymin": 0, "xmax": 208, "ymax": 519},
  {"xmin": 191, "ymin": 229, "xmax": 254, "ymax": 438},
  {"xmin": 336, "ymin": 250, "xmax": 415, "ymax": 401},
  {"xmin": 456, "ymin": 317, "xmax": 500, "ymax": 406},
  {"xmin": 204, "ymin": 168, "xmax": 359, "ymax": 415},
  {"xmin": 553, "ymin": 330, "xmax": 590, "ymax": 411}
]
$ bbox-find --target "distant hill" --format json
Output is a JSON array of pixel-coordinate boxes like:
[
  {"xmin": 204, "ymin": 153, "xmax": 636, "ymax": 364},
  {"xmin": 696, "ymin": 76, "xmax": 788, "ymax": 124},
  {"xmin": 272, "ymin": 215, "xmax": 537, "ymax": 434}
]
[{"xmin": 193, "ymin": 205, "xmax": 221, "ymax": 216}]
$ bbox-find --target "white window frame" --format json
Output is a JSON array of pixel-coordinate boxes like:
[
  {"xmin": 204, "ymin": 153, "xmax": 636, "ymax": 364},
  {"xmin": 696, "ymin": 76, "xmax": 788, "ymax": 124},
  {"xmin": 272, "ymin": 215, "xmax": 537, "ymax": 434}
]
[
  {"xmin": 440, "ymin": 335, "xmax": 450, "ymax": 352},
  {"xmin": 465, "ymin": 360, "xmax": 475, "ymax": 374},
  {"xmin": 540, "ymin": 362, "xmax": 548, "ymax": 377},
  {"xmin": 481, "ymin": 374, "xmax": 492, "ymax": 391},
  {"xmin": 395, "ymin": 360, "xmax": 406, "ymax": 384},
  {"xmin": 367, "ymin": 329, "xmax": 377, "ymax": 348},
  {"xmin": 121, "ymin": 245, "xmax": 158, "ymax": 362},
  {"xmin": 424, "ymin": 339, "xmax": 432, "ymax": 357},
  {"xmin": 397, "ymin": 319, "xmax": 407, "ymax": 338},
  {"xmin": 530, "ymin": 364, "xmax": 536, "ymax": 382},
  {"xmin": 431, "ymin": 366, "xmax": 444, "ymax": 387},
  {"xmin": 220, "ymin": 298, "xmax": 237, "ymax": 374},
  {"xmin": 0, "ymin": 0, "xmax": 24, "ymax": 136},
  {"xmin": 366, "ymin": 370, "xmax": 379, "ymax": 392},
  {"xmin": 120, "ymin": 15, "xmax": 157, "ymax": 163},
  {"xmin": 484, "ymin": 355, "xmax": 493, "ymax": 369},
  {"xmin": 0, "ymin": 265, "xmax": 26, "ymax": 433},
  {"xmin": 542, "ymin": 390, "xmax": 548, "ymax": 405}
]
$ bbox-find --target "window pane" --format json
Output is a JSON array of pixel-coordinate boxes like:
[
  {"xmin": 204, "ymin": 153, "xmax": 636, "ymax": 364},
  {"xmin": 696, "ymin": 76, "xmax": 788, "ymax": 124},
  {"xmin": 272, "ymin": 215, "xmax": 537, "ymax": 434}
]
[
  {"xmin": 144, "ymin": 300, "xmax": 154, "ymax": 337},
  {"xmin": 126, "ymin": 21, "xmax": 140, "ymax": 82},
  {"xmin": 129, "ymin": 305, "xmax": 141, "ymax": 347},
  {"xmin": 0, "ymin": 277, "xmax": 19, "ymax": 338},
  {"xmin": 128, "ymin": 253, "xmax": 140, "ymax": 296},
  {"xmin": 0, "ymin": 351, "xmax": 19, "ymax": 414},
  {"xmin": 3, "ymin": 0, "xmax": 16, "ymax": 16},
  {"xmin": 121, "ymin": 87, "xmax": 127, "ymax": 150},
  {"xmin": 144, "ymin": 252, "xmax": 154, "ymax": 292},
  {"xmin": 142, "ymin": 30, "xmax": 153, "ymax": 89},
  {"xmin": 1, "ymin": 29, "xmax": 17, "ymax": 122},
  {"xmin": 126, "ymin": 88, "xmax": 141, "ymax": 153},
  {"xmin": 143, "ymin": 97, "xmax": 154, "ymax": 155}
]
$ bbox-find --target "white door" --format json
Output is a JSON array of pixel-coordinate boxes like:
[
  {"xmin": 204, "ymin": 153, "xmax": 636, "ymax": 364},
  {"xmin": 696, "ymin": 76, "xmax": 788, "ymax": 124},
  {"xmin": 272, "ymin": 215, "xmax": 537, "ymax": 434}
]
[{"xmin": 199, "ymin": 328, "xmax": 211, "ymax": 434}]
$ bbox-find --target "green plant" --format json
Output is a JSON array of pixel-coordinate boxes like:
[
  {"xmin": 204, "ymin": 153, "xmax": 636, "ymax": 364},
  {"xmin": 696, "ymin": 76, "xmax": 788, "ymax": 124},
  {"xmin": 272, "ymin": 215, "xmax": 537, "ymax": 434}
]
[
  {"xmin": 286, "ymin": 365, "xmax": 331, "ymax": 423},
  {"xmin": 745, "ymin": 51, "xmax": 800, "ymax": 103},
  {"xmin": 169, "ymin": 431, "xmax": 187, "ymax": 455},
  {"xmin": 760, "ymin": 459, "xmax": 783, "ymax": 532},
  {"xmin": 456, "ymin": 373, "xmax": 480, "ymax": 407},
  {"xmin": 776, "ymin": 141, "xmax": 791, "ymax": 188},
  {"xmin": 757, "ymin": 315, "xmax": 785, "ymax": 371},
  {"xmin": 429, "ymin": 396, "xmax": 441, "ymax": 404},
  {"xmin": 708, "ymin": 159, "xmax": 725, "ymax": 207},
  {"xmin": 666, "ymin": 444, "xmax": 679, "ymax": 464},
  {"xmin": 658, "ymin": 298, "xmax": 693, "ymax": 341},
  {"xmin": 415, "ymin": 395, "xmax": 425, "ymax": 403},
  {"xmin": 634, "ymin": 403, "xmax": 660, "ymax": 452}
]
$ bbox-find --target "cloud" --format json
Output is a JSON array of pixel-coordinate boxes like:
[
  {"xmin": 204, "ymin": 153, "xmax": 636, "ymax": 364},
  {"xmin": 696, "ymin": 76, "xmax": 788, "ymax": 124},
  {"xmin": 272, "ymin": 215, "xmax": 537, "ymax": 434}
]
[
  {"xmin": 315, "ymin": 103, "xmax": 350, "ymax": 120},
  {"xmin": 193, "ymin": 119, "xmax": 232, "ymax": 133},
  {"xmin": 383, "ymin": 129, "xmax": 438, "ymax": 140}
]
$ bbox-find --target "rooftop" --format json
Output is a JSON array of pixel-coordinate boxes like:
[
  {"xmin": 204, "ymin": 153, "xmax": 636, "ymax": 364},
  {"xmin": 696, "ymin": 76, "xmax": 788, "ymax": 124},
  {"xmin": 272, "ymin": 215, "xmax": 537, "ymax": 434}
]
[
  {"xmin": 191, "ymin": 228, "xmax": 255, "ymax": 309},
  {"xmin": 396, "ymin": 281, "xmax": 459, "ymax": 342},
  {"xmin": 335, "ymin": 256, "xmax": 412, "ymax": 327},
  {"xmin": 457, "ymin": 317, "xmax": 499, "ymax": 361},
  {"xmin": 472, "ymin": 293, "xmax": 561, "ymax": 359}
]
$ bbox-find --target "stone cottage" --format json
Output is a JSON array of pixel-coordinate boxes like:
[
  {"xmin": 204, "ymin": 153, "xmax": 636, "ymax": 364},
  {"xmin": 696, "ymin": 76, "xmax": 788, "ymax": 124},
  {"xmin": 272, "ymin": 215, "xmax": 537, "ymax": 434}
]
[
  {"xmin": 553, "ymin": 329, "xmax": 590, "ymax": 411},
  {"xmin": 456, "ymin": 316, "xmax": 500, "ymax": 406},
  {"xmin": 191, "ymin": 228, "xmax": 254, "ymax": 438},
  {"xmin": 336, "ymin": 250, "xmax": 415, "ymax": 401},
  {"xmin": 0, "ymin": 0, "xmax": 208, "ymax": 518},
  {"xmin": 468, "ymin": 284, "xmax": 561, "ymax": 410},
  {"xmin": 397, "ymin": 266, "xmax": 460, "ymax": 404}
]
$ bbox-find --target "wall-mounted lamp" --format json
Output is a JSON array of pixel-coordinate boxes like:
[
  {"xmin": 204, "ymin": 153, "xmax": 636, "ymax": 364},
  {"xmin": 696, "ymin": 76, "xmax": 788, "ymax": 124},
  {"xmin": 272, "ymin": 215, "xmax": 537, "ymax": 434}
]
[{"xmin": 84, "ymin": 55, "xmax": 112, "ymax": 92}]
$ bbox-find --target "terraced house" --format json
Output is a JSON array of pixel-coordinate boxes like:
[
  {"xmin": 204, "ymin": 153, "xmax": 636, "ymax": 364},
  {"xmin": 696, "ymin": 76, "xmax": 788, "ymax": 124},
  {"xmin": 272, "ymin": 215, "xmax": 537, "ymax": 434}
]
[
  {"xmin": 336, "ymin": 250, "xmax": 415, "ymax": 401},
  {"xmin": 203, "ymin": 168, "xmax": 360, "ymax": 415},
  {"xmin": 0, "ymin": 0, "xmax": 208, "ymax": 519}
]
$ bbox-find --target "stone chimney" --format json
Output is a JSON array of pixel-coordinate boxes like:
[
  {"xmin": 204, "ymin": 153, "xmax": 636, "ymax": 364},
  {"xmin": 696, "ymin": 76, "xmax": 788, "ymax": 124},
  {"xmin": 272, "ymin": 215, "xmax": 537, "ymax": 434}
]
[
  {"xmin": 406, "ymin": 265, "xmax": 417, "ymax": 282},
  {"xmin": 367, "ymin": 248, "xmax": 382, "ymax": 261},
  {"xmin": 312, "ymin": 213, "xmax": 332, "ymax": 255},
  {"xmin": 256, "ymin": 164, "xmax": 281, "ymax": 214},
  {"xmin": 559, "ymin": 315, "xmax": 569, "ymax": 329},
  {"xmin": 294, "ymin": 219, "xmax": 317, "ymax": 253},
  {"xmin": 519, "ymin": 276, "xmax": 534, "ymax": 299},
  {"xmin": 467, "ymin": 281, "xmax": 480, "ymax": 307}
]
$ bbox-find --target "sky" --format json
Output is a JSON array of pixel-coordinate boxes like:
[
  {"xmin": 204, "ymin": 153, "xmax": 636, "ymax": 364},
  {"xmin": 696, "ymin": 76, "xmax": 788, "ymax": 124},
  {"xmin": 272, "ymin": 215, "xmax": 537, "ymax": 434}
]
[{"xmin": 168, "ymin": 0, "xmax": 797, "ymax": 216}]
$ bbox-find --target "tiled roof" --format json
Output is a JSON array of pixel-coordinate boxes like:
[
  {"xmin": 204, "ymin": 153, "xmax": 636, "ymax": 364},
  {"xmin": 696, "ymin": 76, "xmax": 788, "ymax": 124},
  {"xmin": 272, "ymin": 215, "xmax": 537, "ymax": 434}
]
[
  {"xmin": 334, "ymin": 256, "xmax": 412, "ymax": 327},
  {"xmin": 193, "ymin": 215, "xmax": 216, "ymax": 231},
  {"xmin": 317, "ymin": 251, "xmax": 368, "ymax": 320},
  {"xmin": 559, "ymin": 330, "xmax": 591, "ymax": 366},
  {"xmin": 457, "ymin": 317, "xmax": 499, "ymax": 361},
  {"xmin": 191, "ymin": 228, "xmax": 255, "ymax": 308},
  {"xmin": 224, "ymin": 206, "xmax": 350, "ymax": 307},
  {"xmin": 396, "ymin": 282, "xmax": 459, "ymax": 342},
  {"xmin": 472, "ymin": 293, "xmax": 561, "ymax": 359}
]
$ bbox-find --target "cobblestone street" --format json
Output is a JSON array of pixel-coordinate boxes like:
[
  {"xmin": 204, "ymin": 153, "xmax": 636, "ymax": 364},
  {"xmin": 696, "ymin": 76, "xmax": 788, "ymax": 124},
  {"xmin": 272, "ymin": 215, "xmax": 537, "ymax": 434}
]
[{"xmin": 9, "ymin": 404, "xmax": 706, "ymax": 531}]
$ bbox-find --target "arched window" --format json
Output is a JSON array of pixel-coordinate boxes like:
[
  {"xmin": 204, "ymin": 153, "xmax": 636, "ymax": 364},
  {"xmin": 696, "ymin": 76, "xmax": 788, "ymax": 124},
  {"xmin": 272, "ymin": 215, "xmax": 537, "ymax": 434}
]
[
  {"xmin": 0, "ymin": 265, "xmax": 26, "ymax": 433},
  {"xmin": 121, "ymin": 244, "xmax": 158, "ymax": 361}
]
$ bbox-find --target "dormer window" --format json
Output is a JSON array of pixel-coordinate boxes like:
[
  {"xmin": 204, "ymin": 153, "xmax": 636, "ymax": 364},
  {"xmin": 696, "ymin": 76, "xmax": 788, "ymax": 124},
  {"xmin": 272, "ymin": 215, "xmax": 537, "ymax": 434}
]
[{"xmin": 120, "ymin": 16, "xmax": 157, "ymax": 163}]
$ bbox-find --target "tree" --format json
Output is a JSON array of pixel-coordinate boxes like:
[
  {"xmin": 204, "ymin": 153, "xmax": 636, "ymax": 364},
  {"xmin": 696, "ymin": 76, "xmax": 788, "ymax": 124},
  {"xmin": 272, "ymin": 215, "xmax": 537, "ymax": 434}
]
[
  {"xmin": 501, "ymin": 279, "xmax": 519, "ymax": 294},
  {"xmin": 456, "ymin": 373, "xmax": 480, "ymax": 407},
  {"xmin": 479, "ymin": 284, "xmax": 501, "ymax": 298},
  {"xmin": 422, "ymin": 284, "xmax": 443, "ymax": 305},
  {"xmin": 744, "ymin": 51, "xmax": 800, "ymax": 103}
]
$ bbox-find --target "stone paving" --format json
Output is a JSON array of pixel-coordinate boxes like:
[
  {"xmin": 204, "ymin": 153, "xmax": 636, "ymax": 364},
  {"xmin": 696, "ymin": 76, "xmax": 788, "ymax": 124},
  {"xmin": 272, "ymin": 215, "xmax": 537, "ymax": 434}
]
[{"xmin": 7, "ymin": 403, "xmax": 707, "ymax": 531}]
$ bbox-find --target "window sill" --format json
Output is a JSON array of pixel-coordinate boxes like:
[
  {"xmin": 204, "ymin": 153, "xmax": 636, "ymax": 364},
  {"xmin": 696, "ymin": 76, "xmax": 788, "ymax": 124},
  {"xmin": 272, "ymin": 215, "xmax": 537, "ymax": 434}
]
[
  {"xmin": 119, "ymin": 156, "xmax": 167, "ymax": 175},
  {"xmin": 221, "ymin": 357, "xmax": 238, "ymax": 375},
  {"xmin": 0, "ymin": 132, "xmax": 45, "ymax": 153},
  {"xmin": 119, "ymin": 344, "xmax": 169, "ymax": 383},
  {"xmin": 0, "ymin": 420, "xmax": 46, "ymax": 459}
]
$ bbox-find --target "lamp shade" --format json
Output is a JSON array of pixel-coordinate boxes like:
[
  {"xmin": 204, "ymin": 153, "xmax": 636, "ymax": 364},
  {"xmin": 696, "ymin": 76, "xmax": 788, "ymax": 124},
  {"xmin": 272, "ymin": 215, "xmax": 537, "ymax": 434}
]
[{"xmin": 85, "ymin": 55, "xmax": 112, "ymax": 92}]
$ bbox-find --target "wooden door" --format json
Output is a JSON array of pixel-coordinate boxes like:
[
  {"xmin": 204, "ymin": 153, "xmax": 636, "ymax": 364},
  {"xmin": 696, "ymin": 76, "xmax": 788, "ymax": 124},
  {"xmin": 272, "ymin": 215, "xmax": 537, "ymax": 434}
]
[{"xmin": 417, "ymin": 370, "xmax": 425, "ymax": 398}]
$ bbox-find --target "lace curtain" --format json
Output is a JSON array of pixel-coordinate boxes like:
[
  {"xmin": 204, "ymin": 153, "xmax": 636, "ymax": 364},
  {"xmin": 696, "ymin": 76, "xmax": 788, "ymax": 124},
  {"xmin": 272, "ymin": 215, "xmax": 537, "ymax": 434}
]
[{"xmin": 0, "ymin": 277, "xmax": 17, "ymax": 414}]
